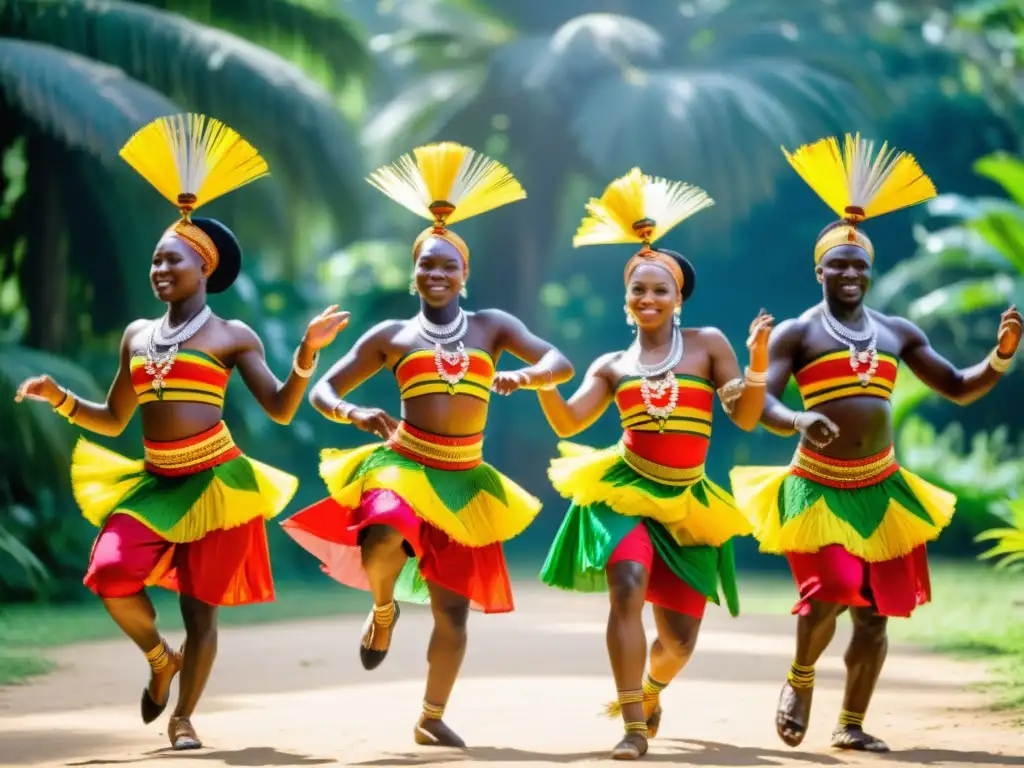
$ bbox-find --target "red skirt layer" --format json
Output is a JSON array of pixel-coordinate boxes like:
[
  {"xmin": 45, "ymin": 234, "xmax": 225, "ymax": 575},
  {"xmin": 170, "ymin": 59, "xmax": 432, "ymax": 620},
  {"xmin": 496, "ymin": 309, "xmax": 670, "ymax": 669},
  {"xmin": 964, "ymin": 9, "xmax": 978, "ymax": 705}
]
[
  {"xmin": 84, "ymin": 513, "xmax": 274, "ymax": 606},
  {"xmin": 282, "ymin": 488, "xmax": 514, "ymax": 613},
  {"xmin": 786, "ymin": 544, "xmax": 931, "ymax": 618},
  {"xmin": 608, "ymin": 521, "xmax": 708, "ymax": 619}
]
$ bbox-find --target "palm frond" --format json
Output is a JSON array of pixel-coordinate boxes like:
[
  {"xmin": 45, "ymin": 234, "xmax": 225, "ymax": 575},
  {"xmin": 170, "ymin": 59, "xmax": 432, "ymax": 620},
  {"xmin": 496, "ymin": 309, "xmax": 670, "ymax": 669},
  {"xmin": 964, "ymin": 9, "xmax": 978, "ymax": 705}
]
[
  {"xmin": 569, "ymin": 60, "xmax": 871, "ymax": 222},
  {"xmin": 975, "ymin": 498, "xmax": 1024, "ymax": 572},
  {"xmin": 2, "ymin": 0, "xmax": 364, "ymax": 232},
  {"xmin": 907, "ymin": 274, "xmax": 1021, "ymax": 323},
  {"xmin": 0, "ymin": 38, "xmax": 179, "ymax": 159},
  {"xmin": 131, "ymin": 0, "xmax": 370, "ymax": 86}
]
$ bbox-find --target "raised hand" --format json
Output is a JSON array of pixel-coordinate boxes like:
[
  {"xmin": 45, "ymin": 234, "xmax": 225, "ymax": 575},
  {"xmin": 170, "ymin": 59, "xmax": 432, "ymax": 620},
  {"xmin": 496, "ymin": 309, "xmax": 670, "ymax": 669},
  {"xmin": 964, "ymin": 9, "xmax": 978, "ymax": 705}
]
[
  {"xmin": 747, "ymin": 308, "xmax": 774, "ymax": 372},
  {"xmin": 794, "ymin": 411, "xmax": 840, "ymax": 449},
  {"xmin": 14, "ymin": 374, "xmax": 63, "ymax": 406},
  {"xmin": 996, "ymin": 305, "xmax": 1022, "ymax": 358},
  {"xmin": 304, "ymin": 305, "xmax": 351, "ymax": 351},
  {"xmin": 348, "ymin": 407, "xmax": 400, "ymax": 441},
  {"xmin": 491, "ymin": 370, "xmax": 528, "ymax": 397}
]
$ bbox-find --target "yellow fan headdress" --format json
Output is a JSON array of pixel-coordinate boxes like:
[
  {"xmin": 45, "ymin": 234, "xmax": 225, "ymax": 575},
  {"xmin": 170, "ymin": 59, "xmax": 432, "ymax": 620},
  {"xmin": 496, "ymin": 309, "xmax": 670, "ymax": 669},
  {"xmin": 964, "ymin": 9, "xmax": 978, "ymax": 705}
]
[
  {"xmin": 573, "ymin": 167, "xmax": 714, "ymax": 294},
  {"xmin": 366, "ymin": 142, "xmax": 526, "ymax": 277},
  {"xmin": 119, "ymin": 114, "xmax": 269, "ymax": 275},
  {"xmin": 782, "ymin": 133, "xmax": 936, "ymax": 264}
]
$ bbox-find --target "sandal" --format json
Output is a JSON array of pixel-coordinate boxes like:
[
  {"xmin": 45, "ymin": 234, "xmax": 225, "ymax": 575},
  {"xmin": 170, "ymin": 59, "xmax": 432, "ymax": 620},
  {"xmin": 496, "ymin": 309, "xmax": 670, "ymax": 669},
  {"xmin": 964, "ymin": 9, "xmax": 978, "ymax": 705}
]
[
  {"xmin": 611, "ymin": 724, "xmax": 648, "ymax": 760},
  {"xmin": 831, "ymin": 726, "xmax": 889, "ymax": 752},
  {"xmin": 168, "ymin": 715, "xmax": 202, "ymax": 750},
  {"xmin": 360, "ymin": 601, "xmax": 400, "ymax": 671},
  {"xmin": 140, "ymin": 640, "xmax": 182, "ymax": 725},
  {"xmin": 775, "ymin": 680, "xmax": 812, "ymax": 748},
  {"xmin": 413, "ymin": 701, "xmax": 466, "ymax": 748}
]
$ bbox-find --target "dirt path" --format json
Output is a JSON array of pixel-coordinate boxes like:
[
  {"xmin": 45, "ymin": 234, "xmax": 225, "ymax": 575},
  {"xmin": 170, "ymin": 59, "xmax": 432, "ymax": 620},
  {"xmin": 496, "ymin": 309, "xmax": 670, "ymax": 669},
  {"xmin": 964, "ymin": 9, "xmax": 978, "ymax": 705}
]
[{"xmin": 1, "ymin": 585, "xmax": 1020, "ymax": 767}]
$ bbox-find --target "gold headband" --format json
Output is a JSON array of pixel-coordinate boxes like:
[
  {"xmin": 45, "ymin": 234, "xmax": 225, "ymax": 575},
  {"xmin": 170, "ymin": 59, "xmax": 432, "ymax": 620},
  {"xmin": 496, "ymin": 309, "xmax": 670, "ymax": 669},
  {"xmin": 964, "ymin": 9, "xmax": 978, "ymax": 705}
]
[
  {"xmin": 164, "ymin": 219, "xmax": 219, "ymax": 273},
  {"xmin": 814, "ymin": 224, "xmax": 874, "ymax": 264},
  {"xmin": 412, "ymin": 224, "xmax": 470, "ymax": 277},
  {"xmin": 624, "ymin": 248, "xmax": 684, "ymax": 292}
]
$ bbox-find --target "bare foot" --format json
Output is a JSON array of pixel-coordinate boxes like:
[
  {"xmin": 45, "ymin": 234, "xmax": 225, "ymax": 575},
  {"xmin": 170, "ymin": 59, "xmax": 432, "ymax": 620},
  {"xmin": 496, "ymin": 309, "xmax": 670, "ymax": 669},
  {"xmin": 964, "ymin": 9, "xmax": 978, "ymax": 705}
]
[
  {"xmin": 831, "ymin": 726, "xmax": 890, "ymax": 752},
  {"xmin": 611, "ymin": 732, "xmax": 648, "ymax": 760},
  {"xmin": 140, "ymin": 642, "xmax": 182, "ymax": 725},
  {"xmin": 776, "ymin": 681, "xmax": 812, "ymax": 747},
  {"xmin": 413, "ymin": 717, "xmax": 466, "ymax": 747}
]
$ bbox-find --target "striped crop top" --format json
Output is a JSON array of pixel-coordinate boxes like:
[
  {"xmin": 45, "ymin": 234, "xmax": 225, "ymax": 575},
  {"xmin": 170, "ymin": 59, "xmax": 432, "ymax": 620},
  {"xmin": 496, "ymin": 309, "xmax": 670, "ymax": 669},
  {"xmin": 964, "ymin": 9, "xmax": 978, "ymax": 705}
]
[
  {"xmin": 393, "ymin": 348, "xmax": 495, "ymax": 403},
  {"xmin": 794, "ymin": 349, "xmax": 899, "ymax": 409},
  {"xmin": 130, "ymin": 349, "xmax": 230, "ymax": 408},
  {"xmin": 615, "ymin": 374, "xmax": 714, "ymax": 468}
]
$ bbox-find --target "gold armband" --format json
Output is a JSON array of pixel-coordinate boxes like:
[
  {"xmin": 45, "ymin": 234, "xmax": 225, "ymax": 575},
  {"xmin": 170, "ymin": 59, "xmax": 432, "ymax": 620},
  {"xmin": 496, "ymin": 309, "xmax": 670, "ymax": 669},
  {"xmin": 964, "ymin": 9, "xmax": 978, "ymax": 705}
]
[
  {"xmin": 989, "ymin": 347, "xmax": 1014, "ymax": 374},
  {"xmin": 717, "ymin": 377, "xmax": 744, "ymax": 414},
  {"xmin": 54, "ymin": 390, "xmax": 78, "ymax": 420}
]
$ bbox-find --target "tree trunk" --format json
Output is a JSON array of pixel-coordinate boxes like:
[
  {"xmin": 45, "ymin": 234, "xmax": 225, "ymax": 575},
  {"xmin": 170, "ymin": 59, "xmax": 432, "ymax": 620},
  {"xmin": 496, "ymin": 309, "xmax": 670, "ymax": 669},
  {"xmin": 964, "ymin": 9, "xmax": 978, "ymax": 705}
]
[{"xmin": 21, "ymin": 134, "xmax": 68, "ymax": 353}]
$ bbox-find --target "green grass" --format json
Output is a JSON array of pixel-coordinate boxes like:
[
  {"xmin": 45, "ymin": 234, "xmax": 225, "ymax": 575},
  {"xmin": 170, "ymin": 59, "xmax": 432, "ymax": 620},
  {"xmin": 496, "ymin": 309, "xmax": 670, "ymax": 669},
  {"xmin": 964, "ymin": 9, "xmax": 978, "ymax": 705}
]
[{"xmin": 739, "ymin": 560, "xmax": 1024, "ymax": 711}]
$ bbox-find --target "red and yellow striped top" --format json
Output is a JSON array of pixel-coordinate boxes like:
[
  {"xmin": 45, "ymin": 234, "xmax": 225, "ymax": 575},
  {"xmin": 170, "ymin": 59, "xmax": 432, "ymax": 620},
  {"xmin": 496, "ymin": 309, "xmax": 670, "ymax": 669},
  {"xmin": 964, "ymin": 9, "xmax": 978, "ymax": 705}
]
[
  {"xmin": 130, "ymin": 349, "xmax": 230, "ymax": 408},
  {"xmin": 615, "ymin": 374, "xmax": 714, "ymax": 469},
  {"xmin": 393, "ymin": 348, "xmax": 495, "ymax": 402},
  {"xmin": 794, "ymin": 350, "xmax": 899, "ymax": 409}
]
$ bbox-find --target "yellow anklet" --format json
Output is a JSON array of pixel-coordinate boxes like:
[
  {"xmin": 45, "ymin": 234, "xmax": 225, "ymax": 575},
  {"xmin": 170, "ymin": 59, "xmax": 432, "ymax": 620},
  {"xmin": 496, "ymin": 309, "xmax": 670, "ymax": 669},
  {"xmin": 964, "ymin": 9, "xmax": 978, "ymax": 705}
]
[
  {"xmin": 787, "ymin": 661, "xmax": 815, "ymax": 689},
  {"xmin": 422, "ymin": 700, "xmax": 445, "ymax": 721},
  {"xmin": 838, "ymin": 709, "xmax": 864, "ymax": 728},
  {"xmin": 624, "ymin": 720, "xmax": 648, "ymax": 737},
  {"xmin": 373, "ymin": 601, "xmax": 396, "ymax": 628},
  {"xmin": 145, "ymin": 642, "xmax": 169, "ymax": 672}
]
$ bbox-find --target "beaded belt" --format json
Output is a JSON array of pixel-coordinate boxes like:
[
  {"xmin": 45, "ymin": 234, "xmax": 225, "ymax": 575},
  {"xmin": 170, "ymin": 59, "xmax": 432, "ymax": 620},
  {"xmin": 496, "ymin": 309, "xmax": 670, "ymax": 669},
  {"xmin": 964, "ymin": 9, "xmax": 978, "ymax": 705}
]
[
  {"xmin": 791, "ymin": 445, "xmax": 899, "ymax": 489},
  {"xmin": 143, "ymin": 421, "xmax": 242, "ymax": 477},
  {"xmin": 387, "ymin": 422, "xmax": 483, "ymax": 471},
  {"xmin": 618, "ymin": 443, "xmax": 704, "ymax": 487}
]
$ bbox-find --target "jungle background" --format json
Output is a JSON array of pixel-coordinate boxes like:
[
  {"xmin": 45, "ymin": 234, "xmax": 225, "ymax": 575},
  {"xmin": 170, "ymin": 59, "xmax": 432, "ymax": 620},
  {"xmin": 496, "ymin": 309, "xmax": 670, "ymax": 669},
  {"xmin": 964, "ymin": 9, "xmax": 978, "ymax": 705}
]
[{"xmin": 0, "ymin": 0, "xmax": 1023, "ymax": 682}]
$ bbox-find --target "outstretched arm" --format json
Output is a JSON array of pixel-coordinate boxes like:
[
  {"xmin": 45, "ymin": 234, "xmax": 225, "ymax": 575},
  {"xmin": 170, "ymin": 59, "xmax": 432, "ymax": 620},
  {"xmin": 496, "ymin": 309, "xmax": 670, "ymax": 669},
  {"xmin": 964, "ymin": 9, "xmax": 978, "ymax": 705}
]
[
  {"xmin": 894, "ymin": 307, "xmax": 1021, "ymax": 406},
  {"xmin": 481, "ymin": 309, "xmax": 575, "ymax": 395},
  {"xmin": 536, "ymin": 353, "xmax": 617, "ymax": 438},
  {"xmin": 706, "ymin": 312, "xmax": 773, "ymax": 432},
  {"xmin": 231, "ymin": 306, "xmax": 350, "ymax": 425},
  {"xmin": 308, "ymin": 320, "xmax": 401, "ymax": 439},
  {"xmin": 15, "ymin": 320, "xmax": 145, "ymax": 437}
]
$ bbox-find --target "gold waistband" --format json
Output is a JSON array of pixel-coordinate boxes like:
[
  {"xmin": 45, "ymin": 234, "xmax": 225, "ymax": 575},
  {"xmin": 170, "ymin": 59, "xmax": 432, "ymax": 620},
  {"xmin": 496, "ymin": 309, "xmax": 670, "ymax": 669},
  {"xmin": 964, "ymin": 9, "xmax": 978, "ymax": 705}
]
[
  {"xmin": 793, "ymin": 446, "xmax": 896, "ymax": 485},
  {"xmin": 389, "ymin": 423, "xmax": 483, "ymax": 468},
  {"xmin": 143, "ymin": 422, "xmax": 238, "ymax": 473},
  {"xmin": 618, "ymin": 444, "xmax": 704, "ymax": 487}
]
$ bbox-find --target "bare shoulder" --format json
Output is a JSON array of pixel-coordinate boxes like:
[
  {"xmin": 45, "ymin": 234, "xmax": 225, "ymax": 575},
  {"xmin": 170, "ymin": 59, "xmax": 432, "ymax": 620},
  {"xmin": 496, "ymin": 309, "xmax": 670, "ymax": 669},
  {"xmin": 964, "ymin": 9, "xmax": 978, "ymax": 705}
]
[
  {"xmin": 589, "ymin": 349, "xmax": 624, "ymax": 374},
  {"xmin": 361, "ymin": 318, "xmax": 408, "ymax": 344},
  {"xmin": 771, "ymin": 316, "xmax": 812, "ymax": 345},
  {"xmin": 690, "ymin": 326, "xmax": 730, "ymax": 350},
  {"xmin": 122, "ymin": 318, "xmax": 155, "ymax": 351},
  {"xmin": 222, "ymin": 317, "xmax": 262, "ymax": 348},
  {"xmin": 871, "ymin": 309, "xmax": 924, "ymax": 344},
  {"xmin": 474, "ymin": 307, "xmax": 521, "ymax": 331}
]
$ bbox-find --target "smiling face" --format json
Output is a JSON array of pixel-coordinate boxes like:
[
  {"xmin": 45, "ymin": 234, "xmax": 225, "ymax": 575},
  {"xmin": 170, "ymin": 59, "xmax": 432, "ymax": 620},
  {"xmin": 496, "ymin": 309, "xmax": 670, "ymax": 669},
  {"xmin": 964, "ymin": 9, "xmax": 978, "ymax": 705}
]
[
  {"xmin": 151, "ymin": 234, "xmax": 207, "ymax": 303},
  {"xmin": 816, "ymin": 245, "xmax": 872, "ymax": 307},
  {"xmin": 626, "ymin": 261, "xmax": 680, "ymax": 331},
  {"xmin": 413, "ymin": 236, "xmax": 465, "ymax": 308}
]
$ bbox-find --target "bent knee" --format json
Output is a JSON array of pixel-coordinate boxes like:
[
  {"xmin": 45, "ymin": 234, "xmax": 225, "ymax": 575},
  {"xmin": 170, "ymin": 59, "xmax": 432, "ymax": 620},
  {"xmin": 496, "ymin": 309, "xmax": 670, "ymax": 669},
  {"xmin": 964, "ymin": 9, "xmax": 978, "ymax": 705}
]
[
  {"xmin": 87, "ymin": 560, "xmax": 147, "ymax": 599},
  {"xmin": 851, "ymin": 608, "xmax": 888, "ymax": 642},
  {"xmin": 607, "ymin": 562, "xmax": 647, "ymax": 615},
  {"xmin": 432, "ymin": 599, "xmax": 470, "ymax": 632}
]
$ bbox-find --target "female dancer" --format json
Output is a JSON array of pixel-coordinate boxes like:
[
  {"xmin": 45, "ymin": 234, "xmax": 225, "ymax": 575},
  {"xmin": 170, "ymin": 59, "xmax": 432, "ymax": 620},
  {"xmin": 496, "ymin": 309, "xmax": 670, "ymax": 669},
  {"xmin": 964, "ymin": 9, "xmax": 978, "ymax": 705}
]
[
  {"xmin": 730, "ymin": 134, "xmax": 1022, "ymax": 752},
  {"xmin": 280, "ymin": 142, "xmax": 574, "ymax": 748},
  {"xmin": 14, "ymin": 114, "xmax": 348, "ymax": 750},
  {"xmin": 536, "ymin": 168, "xmax": 772, "ymax": 760}
]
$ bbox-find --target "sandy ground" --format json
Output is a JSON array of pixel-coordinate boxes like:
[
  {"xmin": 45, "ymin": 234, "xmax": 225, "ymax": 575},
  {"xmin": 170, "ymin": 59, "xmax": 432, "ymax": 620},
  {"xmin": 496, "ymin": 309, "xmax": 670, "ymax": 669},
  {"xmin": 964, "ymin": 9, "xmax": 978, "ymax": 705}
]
[{"xmin": 0, "ymin": 585, "xmax": 1021, "ymax": 768}]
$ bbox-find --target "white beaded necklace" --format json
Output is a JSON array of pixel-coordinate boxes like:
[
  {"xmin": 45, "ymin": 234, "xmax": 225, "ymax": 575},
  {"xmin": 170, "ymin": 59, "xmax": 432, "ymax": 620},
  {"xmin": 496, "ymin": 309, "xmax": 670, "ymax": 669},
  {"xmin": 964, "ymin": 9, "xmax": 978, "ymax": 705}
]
[
  {"xmin": 631, "ymin": 330, "xmax": 684, "ymax": 429},
  {"xmin": 416, "ymin": 309, "xmax": 470, "ymax": 394},
  {"xmin": 820, "ymin": 304, "xmax": 878, "ymax": 386},
  {"xmin": 145, "ymin": 305, "xmax": 212, "ymax": 397}
]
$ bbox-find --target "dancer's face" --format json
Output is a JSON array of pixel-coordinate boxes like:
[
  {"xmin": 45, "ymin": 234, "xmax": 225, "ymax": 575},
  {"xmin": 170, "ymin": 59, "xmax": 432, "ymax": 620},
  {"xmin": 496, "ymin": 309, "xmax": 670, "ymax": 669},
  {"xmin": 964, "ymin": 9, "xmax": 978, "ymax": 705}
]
[
  {"xmin": 626, "ymin": 262, "xmax": 680, "ymax": 332},
  {"xmin": 414, "ymin": 237, "xmax": 464, "ymax": 309},
  {"xmin": 151, "ymin": 235, "xmax": 206, "ymax": 303},
  {"xmin": 817, "ymin": 245, "xmax": 871, "ymax": 307}
]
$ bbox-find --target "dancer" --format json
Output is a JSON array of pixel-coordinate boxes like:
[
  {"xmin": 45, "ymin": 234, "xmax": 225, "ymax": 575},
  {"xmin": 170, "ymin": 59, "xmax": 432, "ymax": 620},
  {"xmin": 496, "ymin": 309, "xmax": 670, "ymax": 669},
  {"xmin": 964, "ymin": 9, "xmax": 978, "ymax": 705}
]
[
  {"xmin": 280, "ymin": 142, "xmax": 574, "ymax": 748},
  {"xmin": 536, "ymin": 168, "xmax": 772, "ymax": 760},
  {"xmin": 14, "ymin": 114, "xmax": 348, "ymax": 750},
  {"xmin": 729, "ymin": 134, "xmax": 1022, "ymax": 752}
]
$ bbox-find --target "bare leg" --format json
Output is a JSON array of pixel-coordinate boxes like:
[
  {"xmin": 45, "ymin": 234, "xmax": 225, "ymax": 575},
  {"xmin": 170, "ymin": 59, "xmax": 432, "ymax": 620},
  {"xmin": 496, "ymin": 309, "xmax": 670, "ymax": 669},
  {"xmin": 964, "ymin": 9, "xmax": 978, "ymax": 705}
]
[
  {"xmin": 168, "ymin": 595, "xmax": 218, "ymax": 750},
  {"xmin": 831, "ymin": 606, "xmax": 889, "ymax": 752},
  {"xmin": 606, "ymin": 561, "xmax": 650, "ymax": 760},
  {"xmin": 777, "ymin": 600, "xmax": 845, "ymax": 747},
  {"xmin": 359, "ymin": 525, "xmax": 409, "ymax": 666},
  {"xmin": 642, "ymin": 606, "xmax": 701, "ymax": 737},
  {"xmin": 414, "ymin": 581, "xmax": 470, "ymax": 748},
  {"xmin": 101, "ymin": 592, "xmax": 181, "ymax": 723}
]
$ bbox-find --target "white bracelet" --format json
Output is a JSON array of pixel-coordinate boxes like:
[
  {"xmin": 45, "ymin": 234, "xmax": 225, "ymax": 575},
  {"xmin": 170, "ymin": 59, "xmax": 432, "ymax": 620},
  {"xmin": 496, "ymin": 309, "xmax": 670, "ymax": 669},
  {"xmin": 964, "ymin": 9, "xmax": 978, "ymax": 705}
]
[
  {"xmin": 744, "ymin": 366, "xmax": 767, "ymax": 386},
  {"xmin": 989, "ymin": 347, "xmax": 1014, "ymax": 374},
  {"xmin": 293, "ymin": 347, "xmax": 319, "ymax": 378}
]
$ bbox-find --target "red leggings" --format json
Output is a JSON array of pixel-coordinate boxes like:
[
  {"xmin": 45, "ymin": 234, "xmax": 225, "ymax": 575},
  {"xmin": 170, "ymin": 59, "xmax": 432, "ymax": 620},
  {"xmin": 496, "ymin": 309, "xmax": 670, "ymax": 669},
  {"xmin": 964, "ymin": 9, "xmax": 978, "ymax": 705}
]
[{"xmin": 608, "ymin": 522, "xmax": 708, "ymax": 619}]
